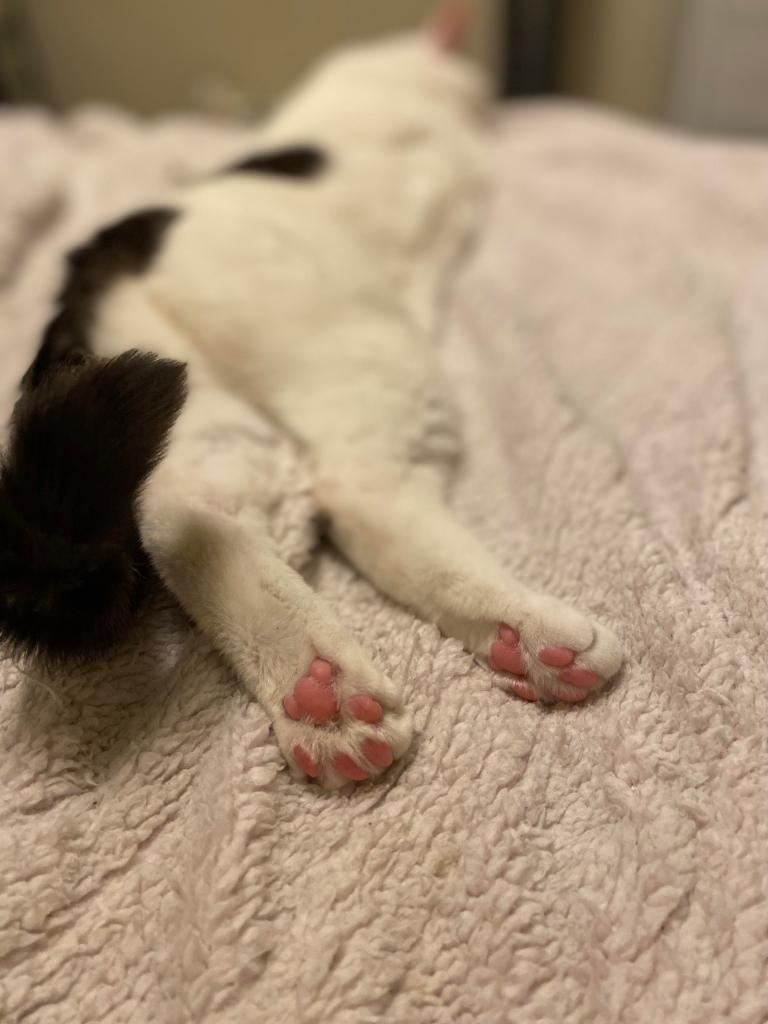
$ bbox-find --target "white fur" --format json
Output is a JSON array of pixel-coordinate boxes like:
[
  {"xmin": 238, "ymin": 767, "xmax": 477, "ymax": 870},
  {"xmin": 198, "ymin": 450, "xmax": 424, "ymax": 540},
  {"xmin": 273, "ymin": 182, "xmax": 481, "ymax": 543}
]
[{"xmin": 91, "ymin": 35, "xmax": 622, "ymax": 785}]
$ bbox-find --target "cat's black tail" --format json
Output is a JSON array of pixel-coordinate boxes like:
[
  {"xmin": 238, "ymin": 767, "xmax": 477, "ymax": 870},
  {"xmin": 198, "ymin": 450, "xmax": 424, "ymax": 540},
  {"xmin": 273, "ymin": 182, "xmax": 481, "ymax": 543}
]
[{"xmin": 0, "ymin": 349, "xmax": 187, "ymax": 662}]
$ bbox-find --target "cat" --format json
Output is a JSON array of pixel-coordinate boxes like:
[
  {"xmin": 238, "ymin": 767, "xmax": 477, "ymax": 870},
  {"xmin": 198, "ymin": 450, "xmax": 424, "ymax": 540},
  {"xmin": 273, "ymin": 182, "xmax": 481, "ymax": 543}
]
[{"xmin": 0, "ymin": 3, "xmax": 623, "ymax": 786}]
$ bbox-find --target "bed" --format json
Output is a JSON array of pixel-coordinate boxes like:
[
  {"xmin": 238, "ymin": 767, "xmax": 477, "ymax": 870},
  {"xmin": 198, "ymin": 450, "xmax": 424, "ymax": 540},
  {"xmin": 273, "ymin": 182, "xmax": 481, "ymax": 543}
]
[{"xmin": 1, "ymin": 102, "xmax": 765, "ymax": 1024}]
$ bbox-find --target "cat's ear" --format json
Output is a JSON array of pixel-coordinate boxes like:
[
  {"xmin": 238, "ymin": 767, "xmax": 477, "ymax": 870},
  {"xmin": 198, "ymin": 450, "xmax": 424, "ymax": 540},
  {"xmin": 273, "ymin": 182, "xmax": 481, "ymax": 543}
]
[{"xmin": 426, "ymin": 0, "xmax": 474, "ymax": 52}]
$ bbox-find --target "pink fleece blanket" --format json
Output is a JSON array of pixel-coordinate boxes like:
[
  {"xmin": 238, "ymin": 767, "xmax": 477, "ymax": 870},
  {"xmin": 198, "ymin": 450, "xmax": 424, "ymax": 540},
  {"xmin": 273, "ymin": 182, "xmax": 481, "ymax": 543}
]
[{"xmin": 0, "ymin": 103, "xmax": 766, "ymax": 1024}]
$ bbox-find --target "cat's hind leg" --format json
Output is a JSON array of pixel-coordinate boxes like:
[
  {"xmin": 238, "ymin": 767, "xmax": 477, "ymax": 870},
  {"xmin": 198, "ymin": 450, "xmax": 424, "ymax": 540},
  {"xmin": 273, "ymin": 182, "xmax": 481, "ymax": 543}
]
[
  {"xmin": 139, "ymin": 374, "xmax": 412, "ymax": 786},
  {"xmin": 316, "ymin": 466, "xmax": 623, "ymax": 704}
]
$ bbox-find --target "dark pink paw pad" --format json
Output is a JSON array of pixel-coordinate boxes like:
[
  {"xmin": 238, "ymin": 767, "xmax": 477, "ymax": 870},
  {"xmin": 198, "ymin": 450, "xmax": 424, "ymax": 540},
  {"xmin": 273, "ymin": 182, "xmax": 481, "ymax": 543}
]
[
  {"xmin": 333, "ymin": 735, "xmax": 395, "ymax": 780},
  {"xmin": 293, "ymin": 738, "xmax": 394, "ymax": 782},
  {"xmin": 346, "ymin": 695, "xmax": 383, "ymax": 723},
  {"xmin": 282, "ymin": 658, "xmax": 338, "ymax": 725},
  {"xmin": 361, "ymin": 737, "xmax": 393, "ymax": 769},
  {"xmin": 508, "ymin": 680, "xmax": 539, "ymax": 702},
  {"xmin": 559, "ymin": 666, "xmax": 601, "ymax": 689},
  {"xmin": 333, "ymin": 753, "xmax": 369, "ymax": 781},
  {"xmin": 539, "ymin": 646, "xmax": 575, "ymax": 668},
  {"xmin": 550, "ymin": 684, "xmax": 589, "ymax": 704},
  {"xmin": 489, "ymin": 624, "xmax": 527, "ymax": 677},
  {"xmin": 308, "ymin": 657, "xmax": 332, "ymax": 683},
  {"xmin": 331, "ymin": 739, "xmax": 394, "ymax": 781},
  {"xmin": 293, "ymin": 744, "xmax": 320, "ymax": 778}
]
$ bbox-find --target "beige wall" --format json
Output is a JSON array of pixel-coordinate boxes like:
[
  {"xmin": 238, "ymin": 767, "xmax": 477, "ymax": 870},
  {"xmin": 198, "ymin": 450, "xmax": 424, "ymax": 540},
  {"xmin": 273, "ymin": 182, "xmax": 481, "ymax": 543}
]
[
  {"xmin": 556, "ymin": 0, "xmax": 682, "ymax": 118},
  {"xmin": 23, "ymin": 0, "xmax": 502, "ymax": 117},
  {"xmin": 669, "ymin": 0, "xmax": 768, "ymax": 132}
]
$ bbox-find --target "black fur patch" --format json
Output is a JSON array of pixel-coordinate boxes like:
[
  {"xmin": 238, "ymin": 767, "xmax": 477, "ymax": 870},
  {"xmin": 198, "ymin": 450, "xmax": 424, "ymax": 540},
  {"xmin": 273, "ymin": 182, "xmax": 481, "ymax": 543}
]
[
  {"xmin": 0, "ymin": 351, "xmax": 187, "ymax": 662},
  {"xmin": 1, "ymin": 205, "xmax": 186, "ymax": 662},
  {"xmin": 23, "ymin": 207, "xmax": 179, "ymax": 390},
  {"xmin": 224, "ymin": 144, "xmax": 327, "ymax": 179}
]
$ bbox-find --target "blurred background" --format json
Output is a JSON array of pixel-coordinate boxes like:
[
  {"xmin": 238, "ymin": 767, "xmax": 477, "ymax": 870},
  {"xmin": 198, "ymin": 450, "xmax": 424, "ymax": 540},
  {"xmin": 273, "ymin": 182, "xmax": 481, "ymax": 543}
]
[{"xmin": 0, "ymin": 0, "xmax": 766, "ymax": 134}]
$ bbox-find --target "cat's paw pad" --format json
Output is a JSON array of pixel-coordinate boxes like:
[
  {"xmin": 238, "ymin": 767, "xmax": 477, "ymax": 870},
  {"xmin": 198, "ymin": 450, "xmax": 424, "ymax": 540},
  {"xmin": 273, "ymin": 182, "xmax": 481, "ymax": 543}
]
[
  {"xmin": 293, "ymin": 736, "xmax": 394, "ymax": 782},
  {"xmin": 489, "ymin": 603, "xmax": 622, "ymax": 705},
  {"xmin": 278, "ymin": 657, "xmax": 410, "ymax": 787},
  {"xmin": 282, "ymin": 658, "xmax": 340, "ymax": 724}
]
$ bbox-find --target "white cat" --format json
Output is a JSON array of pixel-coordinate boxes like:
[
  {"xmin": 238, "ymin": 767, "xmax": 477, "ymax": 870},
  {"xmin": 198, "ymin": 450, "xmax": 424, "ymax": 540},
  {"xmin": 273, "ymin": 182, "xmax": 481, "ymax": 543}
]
[{"xmin": 0, "ymin": 4, "xmax": 622, "ymax": 787}]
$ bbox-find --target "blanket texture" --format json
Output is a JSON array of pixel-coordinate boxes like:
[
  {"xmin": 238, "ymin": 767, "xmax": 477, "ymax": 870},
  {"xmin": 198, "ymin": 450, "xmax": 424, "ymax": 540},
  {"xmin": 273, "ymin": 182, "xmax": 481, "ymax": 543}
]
[{"xmin": 0, "ymin": 103, "xmax": 766, "ymax": 1024}]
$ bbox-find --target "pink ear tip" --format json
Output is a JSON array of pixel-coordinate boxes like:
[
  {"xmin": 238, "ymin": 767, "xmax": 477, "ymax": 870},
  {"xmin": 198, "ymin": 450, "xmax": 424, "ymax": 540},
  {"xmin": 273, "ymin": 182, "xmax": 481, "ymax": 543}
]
[{"xmin": 427, "ymin": 0, "xmax": 473, "ymax": 52}]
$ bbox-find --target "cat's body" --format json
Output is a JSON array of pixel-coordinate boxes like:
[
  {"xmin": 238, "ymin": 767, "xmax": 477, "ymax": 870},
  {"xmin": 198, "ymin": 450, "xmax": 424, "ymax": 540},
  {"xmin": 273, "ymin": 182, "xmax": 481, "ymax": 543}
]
[
  {"xmin": 101, "ymin": 37, "xmax": 486, "ymax": 470},
  {"xmin": 0, "ymin": 25, "xmax": 623, "ymax": 786}
]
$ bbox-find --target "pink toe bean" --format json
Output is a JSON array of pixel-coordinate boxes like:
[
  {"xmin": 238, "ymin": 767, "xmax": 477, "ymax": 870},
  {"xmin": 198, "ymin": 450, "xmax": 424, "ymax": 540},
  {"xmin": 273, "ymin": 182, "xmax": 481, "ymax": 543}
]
[
  {"xmin": 560, "ymin": 666, "xmax": 600, "ymax": 689},
  {"xmin": 294, "ymin": 675, "xmax": 338, "ymax": 724},
  {"xmin": 346, "ymin": 695, "xmax": 383, "ymax": 724},
  {"xmin": 539, "ymin": 646, "xmax": 575, "ymax": 668},
  {"xmin": 361, "ymin": 738, "xmax": 393, "ymax": 769},
  {"xmin": 310, "ymin": 658, "xmax": 334, "ymax": 683},
  {"xmin": 490, "ymin": 640, "xmax": 527, "ymax": 677},
  {"xmin": 293, "ymin": 745, "xmax": 320, "ymax": 778},
  {"xmin": 333, "ymin": 753, "xmax": 369, "ymax": 781}
]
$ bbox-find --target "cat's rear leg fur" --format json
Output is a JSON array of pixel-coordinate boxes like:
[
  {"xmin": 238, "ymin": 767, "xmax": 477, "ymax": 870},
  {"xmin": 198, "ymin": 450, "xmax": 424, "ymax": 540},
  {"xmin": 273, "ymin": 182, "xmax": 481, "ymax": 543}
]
[
  {"xmin": 317, "ymin": 469, "xmax": 623, "ymax": 703},
  {"xmin": 140, "ymin": 379, "xmax": 412, "ymax": 786}
]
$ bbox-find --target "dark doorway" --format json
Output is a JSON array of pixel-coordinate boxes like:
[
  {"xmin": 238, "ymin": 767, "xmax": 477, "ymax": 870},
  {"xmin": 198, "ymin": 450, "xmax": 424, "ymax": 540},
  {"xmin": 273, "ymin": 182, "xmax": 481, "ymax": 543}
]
[{"xmin": 500, "ymin": 0, "xmax": 561, "ymax": 97}]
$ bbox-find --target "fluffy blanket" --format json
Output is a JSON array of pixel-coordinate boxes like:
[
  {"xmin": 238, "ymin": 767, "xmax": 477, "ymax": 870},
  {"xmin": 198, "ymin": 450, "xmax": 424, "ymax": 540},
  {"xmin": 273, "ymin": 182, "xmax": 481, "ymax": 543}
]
[{"xmin": 0, "ymin": 103, "xmax": 766, "ymax": 1024}]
